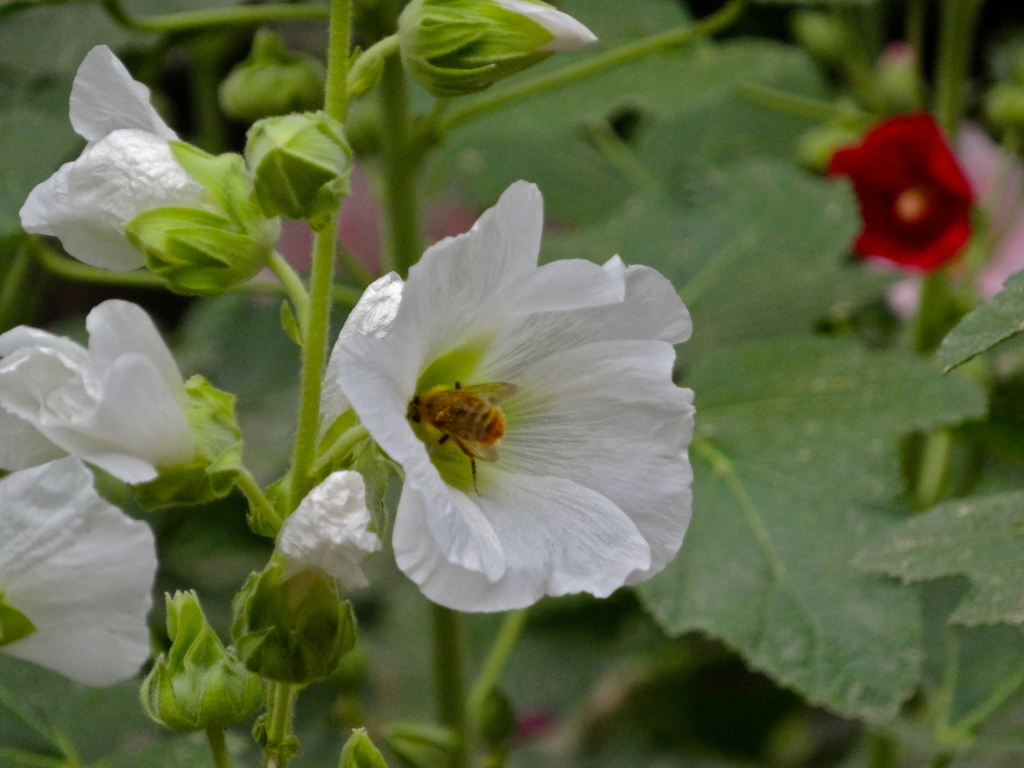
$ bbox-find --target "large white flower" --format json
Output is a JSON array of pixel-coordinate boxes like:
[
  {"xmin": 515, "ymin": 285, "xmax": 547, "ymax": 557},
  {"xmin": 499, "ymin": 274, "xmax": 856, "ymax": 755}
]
[
  {"xmin": 20, "ymin": 45, "xmax": 205, "ymax": 272},
  {"xmin": 325, "ymin": 181, "xmax": 694, "ymax": 612},
  {"xmin": 0, "ymin": 299, "xmax": 194, "ymax": 484},
  {"xmin": 0, "ymin": 457, "xmax": 157, "ymax": 685},
  {"xmin": 278, "ymin": 471, "xmax": 382, "ymax": 589}
]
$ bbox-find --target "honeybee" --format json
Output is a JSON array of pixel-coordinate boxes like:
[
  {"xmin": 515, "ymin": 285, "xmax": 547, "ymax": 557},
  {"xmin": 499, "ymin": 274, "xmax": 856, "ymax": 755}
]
[{"xmin": 408, "ymin": 381, "xmax": 519, "ymax": 493}]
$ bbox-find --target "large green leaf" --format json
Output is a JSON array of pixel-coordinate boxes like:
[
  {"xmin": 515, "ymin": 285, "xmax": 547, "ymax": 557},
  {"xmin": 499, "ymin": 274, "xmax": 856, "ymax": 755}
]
[
  {"xmin": 0, "ymin": 73, "xmax": 78, "ymax": 236},
  {"xmin": 938, "ymin": 271, "xmax": 1024, "ymax": 371},
  {"xmin": 546, "ymin": 160, "xmax": 880, "ymax": 364},
  {"xmin": 638, "ymin": 337, "xmax": 987, "ymax": 720},
  {"xmin": 858, "ymin": 490, "xmax": 1024, "ymax": 626},
  {"xmin": 435, "ymin": 39, "xmax": 827, "ymax": 224}
]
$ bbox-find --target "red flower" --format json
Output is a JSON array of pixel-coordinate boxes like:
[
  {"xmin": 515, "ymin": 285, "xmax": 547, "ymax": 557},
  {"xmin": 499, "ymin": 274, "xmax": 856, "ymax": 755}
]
[{"xmin": 828, "ymin": 113, "xmax": 974, "ymax": 272}]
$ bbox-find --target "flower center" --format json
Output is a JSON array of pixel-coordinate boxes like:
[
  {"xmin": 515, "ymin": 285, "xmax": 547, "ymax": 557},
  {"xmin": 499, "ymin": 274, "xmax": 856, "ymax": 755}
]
[
  {"xmin": 893, "ymin": 186, "xmax": 931, "ymax": 224},
  {"xmin": 408, "ymin": 381, "xmax": 519, "ymax": 493}
]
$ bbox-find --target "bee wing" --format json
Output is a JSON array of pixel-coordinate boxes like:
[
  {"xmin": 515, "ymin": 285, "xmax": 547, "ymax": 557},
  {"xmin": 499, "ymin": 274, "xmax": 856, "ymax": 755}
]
[
  {"xmin": 459, "ymin": 382, "xmax": 519, "ymax": 404},
  {"xmin": 457, "ymin": 438, "xmax": 500, "ymax": 463}
]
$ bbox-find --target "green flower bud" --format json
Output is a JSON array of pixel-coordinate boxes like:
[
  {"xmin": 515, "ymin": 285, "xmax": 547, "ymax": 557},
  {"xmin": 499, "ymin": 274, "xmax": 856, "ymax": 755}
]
[
  {"xmin": 794, "ymin": 123, "xmax": 860, "ymax": 173},
  {"xmin": 133, "ymin": 375, "xmax": 244, "ymax": 509},
  {"xmin": 986, "ymin": 82, "xmax": 1024, "ymax": 132},
  {"xmin": 219, "ymin": 30, "xmax": 326, "ymax": 122},
  {"xmin": 141, "ymin": 591, "xmax": 263, "ymax": 732},
  {"xmin": 791, "ymin": 12, "xmax": 846, "ymax": 67},
  {"xmin": 127, "ymin": 144, "xmax": 279, "ymax": 297},
  {"xmin": 232, "ymin": 562, "xmax": 356, "ymax": 683},
  {"xmin": 397, "ymin": 0, "xmax": 596, "ymax": 97},
  {"xmin": 383, "ymin": 723, "xmax": 456, "ymax": 768},
  {"xmin": 245, "ymin": 112, "xmax": 353, "ymax": 230},
  {"xmin": 340, "ymin": 728, "xmax": 389, "ymax": 768},
  {"xmin": 873, "ymin": 43, "xmax": 921, "ymax": 115},
  {"xmin": 0, "ymin": 594, "xmax": 35, "ymax": 647}
]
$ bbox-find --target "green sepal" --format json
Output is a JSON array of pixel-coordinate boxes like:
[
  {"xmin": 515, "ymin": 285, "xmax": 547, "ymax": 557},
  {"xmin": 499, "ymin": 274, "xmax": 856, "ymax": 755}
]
[
  {"xmin": 232, "ymin": 561, "xmax": 357, "ymax": 683},
  {"xmin": 340, "ymin": 728, "xmax": 390, "ymax": 768},
  {"xmin": 127, "ymin": 207, "xmax": 276, "ymax": 297},
  {"xmin": 169, "ymin": 143, "xmax": 264, "ymax": 230},
  {"xmin": 383, "ymin": 722, "xmax": 456, "ymax": 768},
  {"xmin": 0, "ymin": 594, "xmax": 35, "ymax": 647},
  {"xmin": 141, "ymin": 591, "xmax": 263, "ymax": 732},
  {"xmin": 245, "ymin": 111, "xmax": 353, "ymax": 231},
  {"xmin": 133, "ymin": 375, "xmax": 243, "ymax": 509},
  {"xmin": 219, "ymin": 29, "xmax": 325, "ymax": 122},
  {"xmin": 398, "ymin": 0, "xmax": 556, "ymax": 97},
  {"xmin": 348, "ymin": 46, "xmax": 385, "ymax": 99}
]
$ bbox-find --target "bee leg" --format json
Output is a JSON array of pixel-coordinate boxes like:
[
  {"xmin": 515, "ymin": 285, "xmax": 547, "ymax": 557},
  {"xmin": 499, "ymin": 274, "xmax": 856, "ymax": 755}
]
[
  {"xmin": 438, "ymin": 435, "xmax": 450, "ymax": 445},
  {"xmin": 471, "ymin": 457, "xmax": 480, "ymax": 495},
  {"xmin": 455, "ymin": 381, "xmax": 462, "ymax": 389}
]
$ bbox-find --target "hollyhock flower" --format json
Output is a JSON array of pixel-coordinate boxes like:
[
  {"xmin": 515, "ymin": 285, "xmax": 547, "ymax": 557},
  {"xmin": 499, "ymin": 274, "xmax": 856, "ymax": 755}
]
[
  {"xmin": 887, "ymin": 124, "xmax": 1024, "ymax": 317},
  {"xmin": 0, "ymin": 300, "xmax": 194, "ymax": 484},
  {"xmin": 0, "ymin": 457, "xmax": 157, "ymax": 685},
  {"xmin": 829, "ymin": 113, "xmax": 974, "ymax": 272},
  {"xmin": 277, "ymin": 470, "xmax": 382, "ymax": 588},
  {"xmin": 20, "ymin": 45, "xmax": 205, "ymax": 272},
  {"xmin": 324, "ymin": 181, "xmax": 695, "ymax": 612}
]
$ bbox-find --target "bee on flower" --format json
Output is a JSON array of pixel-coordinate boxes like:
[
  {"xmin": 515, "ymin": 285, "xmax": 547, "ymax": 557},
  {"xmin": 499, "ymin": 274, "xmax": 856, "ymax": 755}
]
[{"xmin": 321, "ymin": 181, "xmax": 695, "ymax": 612}]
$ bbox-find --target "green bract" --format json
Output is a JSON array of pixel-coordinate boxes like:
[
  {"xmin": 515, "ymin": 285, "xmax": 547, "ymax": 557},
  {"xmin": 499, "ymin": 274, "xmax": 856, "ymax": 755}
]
[
  {"xmin": 232, "ymin": 561, "xmax": 356, "ymax": 683},
  {"xmin": 0, "ymin": 594, "xmax": 35, "ymax": 647},
  {"xmin": 219, "ymin": 30, "xmax": 326, "ymax": 122},
  {"xmin": 246, "ymin": 111, "xmax": 353, "ymax": 231},
  {"xmin": 141, "ymin": 591, "xmax": 263, "ymax": 732},
  {"xmin": 340, "ymin": 728, "xmax": 390, "ymax": 768},
  {"xmin": 126, "ymin": 143, "xmax": 280, "ymax": 297},
  {"xmin": 397, "ymin": 0, "xmax": 565, "ymax": 97},
  {"xmin": 133, "ymin": 375, "xmax": 243, "ymax": 509}
]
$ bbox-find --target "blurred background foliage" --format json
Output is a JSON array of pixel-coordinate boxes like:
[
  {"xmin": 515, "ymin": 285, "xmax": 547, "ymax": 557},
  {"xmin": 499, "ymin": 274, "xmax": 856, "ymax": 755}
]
[{"xmin": 5, "ymin": 0, "xmax": 1024, "ymax": 767}]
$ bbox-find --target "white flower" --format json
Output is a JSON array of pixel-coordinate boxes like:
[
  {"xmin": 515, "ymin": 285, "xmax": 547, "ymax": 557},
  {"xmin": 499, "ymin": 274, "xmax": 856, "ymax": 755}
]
[
  {"xmin": 0, "ymin": 299, "xmax": 194, "ymax": 484},
  {"xmin": 325, "ymin": 181, "xmax": 695, "ymax": 612},
  {"xmin": 19, "ymin": 45, "xmax": 205, "ymax": 272},
  {"xmin": 493, "ymin": 0, "xmax": 597, "ymax": 51},
  {"xmin": 0, "ymin": 457, "xmax": 157, "ymax": 685},
  {"xmin": 277, "ymin": 471, "xmax": 382, "ymax": 589}
]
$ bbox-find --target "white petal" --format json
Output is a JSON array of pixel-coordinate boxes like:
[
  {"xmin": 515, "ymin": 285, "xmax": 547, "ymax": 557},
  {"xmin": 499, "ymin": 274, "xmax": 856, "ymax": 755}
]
[
  {"xmin": 69, "ymin": 45, "xmax": 176, "ymax": 142},
  {"xmin": 498, "ymin": 339, "xmax": 694, "ymax": 581},
  {"xmin": 339, "ymin": 335, "xmax": 506, "ymax": 580},
  {"xmin": 19, "ymin": 129, "xmax": 205, "ymax": 272},
  {"xmin": 0, "ymin": 458, "xmax": 156, "ymax": 685},
  {"xmin": 86, "ymin": 300, "xmax": 184, "ymax": 397},
  {"xmin": 394, "ymin": 470, "xmax": 650, "ymax": 612},
  {"xmin": 0, "ymin": 408, "xmax": 66, "ymax": 471},
  {"xmin": 480, "ymin": 258, "xmax": 692, "ymax": 380},
  {"xmin": 0, "ymin": 326, "xmax": 89, "ymax": 360},
  {"xmin": 494, "ymin": 0, "xmax": 598, "ymax": 51},
  {"xmin": 278, "ymin": 470, "xmax": 382, "ymax": 589},
  {"xmin": 321, "ymin": 273, "xmax": 404, "ymax": 430}
]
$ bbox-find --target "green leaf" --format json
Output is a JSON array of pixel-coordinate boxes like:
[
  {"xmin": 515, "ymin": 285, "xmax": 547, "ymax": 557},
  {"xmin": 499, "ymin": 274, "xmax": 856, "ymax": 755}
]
[
  {"xmin": 638, "ymin": 337, "xmax": 987, "ymax": 720},
  {"xmin": 548, "ymin": 160, "xmax": 880, "ymax": 364},
  {"xmin": 938, "ymin": 270, "xmax": 1024, "ymax": 371},
  {"xmin": 340, "ymin": 728, "xmax": 389, "ymax": 768},
  {"xmin": 0, "ymin": 74, "xmax": 78, "ymax": 236},
  {"xmin": 858, "ymin": 490, "xmax": 1024, "ymax": 626},
  {"xmin": 436, "ymin": 39, "xmax": 828, "ymax": 224}
]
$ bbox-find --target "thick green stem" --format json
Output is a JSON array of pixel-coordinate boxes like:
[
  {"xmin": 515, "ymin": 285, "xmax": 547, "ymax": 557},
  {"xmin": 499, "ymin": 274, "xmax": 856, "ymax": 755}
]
[
  {"xmin": 431, "ymin": 603, "xmax": 470, "ymax": 768},
  {"xmin": 288, "ymin": 0, "xmax": 351, "ymax": 512},
  {"xmin": 190, "ymin": 33, "xmax": 232, "ymax": 153},
  {"xmin": 379, "ymin": 56, "xmax": 423, "ymax": 277},
  {"xmin": 469, "ymin": 609, "xmax": 529, "ymax": 719},
  {"xmin": 101, "ymin": 0, "xmax": 328, "ymax": 33},
  {"xmin": 440, "ymin": 0, "xmax": 749, "ymax": 132},
  {"xmin": 264, "ymin": 682, "xmax": 297, "ymax": 768},
  {"xmin": 289, "ymin": 218, "xmax": 339, "ymax": 510},
  {"xmin": 206, "ymin": 726, "xmax": 233, "ymax": 768},
  {"xmin": 933, "ymin": 0, "xmax": 984, "ymax": 136},
  {"xmin": 0, "ymin": 242, "xmax": 36, "ymax": 331}
]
